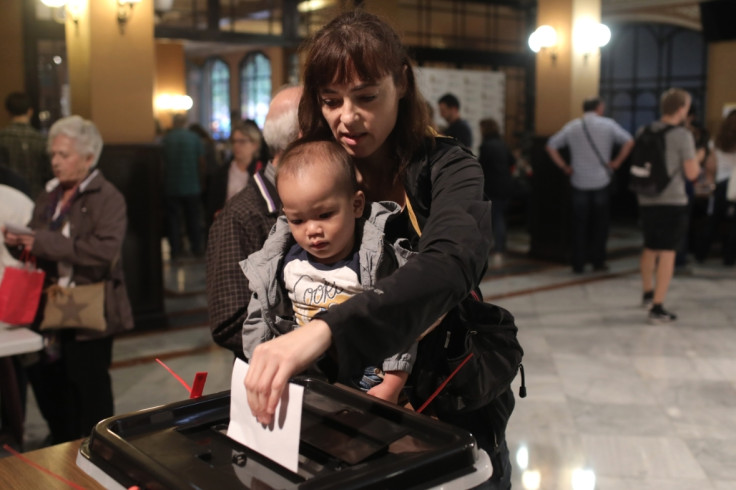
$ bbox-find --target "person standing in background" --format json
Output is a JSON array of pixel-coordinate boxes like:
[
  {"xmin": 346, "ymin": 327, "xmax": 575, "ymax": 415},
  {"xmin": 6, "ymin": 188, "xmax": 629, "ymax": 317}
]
[
  {"xmin": 696, "ymin": 109, "xmax": 736, "ymax": 266},
  {"xmin": 675, "ymin": 107, "xmax": 710, "ymax": 273},
  {"xmin": 204, "ymin": 120, "xmax": 263, "ymax": 230},
  {"xmin": 635, "ymin": 88, "xmax": 699, "ymax": 323},
  {"xmin": 206, "ymin": 85, "xmax": 302, "ymax": 358},
  {"xmin": 546, "ymin": 97, "xmax": 634, "ymax": 274},
  {"xmin": 437, "ymin": 93, "xmax": 473, "ymax": 148},
  {"xmin": 478, "ymin": 118, "xmax": 515, "ymax": 265},
  {"xmin": 0, "ymin": 155, "xmax": 34, "ymax": 449},
  {"xmin": 3, "ymin": 115, "xmax": 133, "ymax": 445},
  {"xmin": 0, "ymin": 92, "xmax": 50, "ymax": 197},
  {"xmin": 161, "ymin": 113, "xmax": 205, "ymax": 259}
]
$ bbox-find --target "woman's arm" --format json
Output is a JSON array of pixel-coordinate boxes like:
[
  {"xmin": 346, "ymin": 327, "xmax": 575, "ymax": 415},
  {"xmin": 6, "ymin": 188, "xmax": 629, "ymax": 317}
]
[
  {"xmin": 245, "ymin": 143, "xmax": 491, "ymax": 423},
  {"xmin": 31, "ymin": 184, "xmax": 127, "ymax": 268},
  {"xmin": 321, "ymin": 143, "xmax": 491, "ymax": 381}
]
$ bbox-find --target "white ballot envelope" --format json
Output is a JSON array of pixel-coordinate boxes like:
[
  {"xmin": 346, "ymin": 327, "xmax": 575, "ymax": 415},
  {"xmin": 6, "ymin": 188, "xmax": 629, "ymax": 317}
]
[{"xmin": 227, "ymin": 358, "xmax": 304, "ymax": 473}]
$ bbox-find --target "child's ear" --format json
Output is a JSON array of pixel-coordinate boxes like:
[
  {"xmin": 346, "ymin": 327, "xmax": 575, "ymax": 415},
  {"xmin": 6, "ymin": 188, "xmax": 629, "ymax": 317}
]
[{"xmin": 353, "ymin": 190, "xmax": 366, "ymax": 217}]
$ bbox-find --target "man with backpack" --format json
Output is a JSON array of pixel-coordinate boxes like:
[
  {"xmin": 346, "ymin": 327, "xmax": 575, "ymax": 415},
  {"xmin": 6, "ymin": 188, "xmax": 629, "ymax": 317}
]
[
  {"xmin": 632, "ymin": 88, "xmax": 700, "ymax": 323},
  {"xmin": 546, "ymin": 97, "xmax": 633, "ymax": 273}
]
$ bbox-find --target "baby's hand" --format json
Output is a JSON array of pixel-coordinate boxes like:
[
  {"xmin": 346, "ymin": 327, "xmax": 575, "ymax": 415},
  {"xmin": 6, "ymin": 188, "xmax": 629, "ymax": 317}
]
[
  {"xmin": 366, "ymin": 382, "xmax": 401, "ymax": 404},
  {"xmin": 366, "ymin": 370, "xmax": 408, "ymax": 404}
]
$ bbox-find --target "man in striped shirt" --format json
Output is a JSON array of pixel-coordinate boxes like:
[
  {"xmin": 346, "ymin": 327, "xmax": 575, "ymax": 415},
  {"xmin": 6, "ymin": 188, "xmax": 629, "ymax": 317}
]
[{"xmin": 546, "ymin": 97, "xmax": 634, "ymax": 273}]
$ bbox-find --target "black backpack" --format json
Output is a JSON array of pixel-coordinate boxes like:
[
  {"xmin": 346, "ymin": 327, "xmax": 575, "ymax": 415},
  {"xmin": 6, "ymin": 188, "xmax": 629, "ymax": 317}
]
[{"xmin": 628, "ymin": 124, "xmax": 676, "ymax": 196}]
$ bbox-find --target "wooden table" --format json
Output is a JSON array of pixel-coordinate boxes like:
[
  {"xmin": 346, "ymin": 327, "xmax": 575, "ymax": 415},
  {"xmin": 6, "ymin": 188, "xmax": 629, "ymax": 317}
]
[
  {"xmin": 0, "ymin": 439, "xmax": 104, "ymax": 489},
  {"xmin": 0, "ymin": 322, "xmax": 43, "ymax": 448}
]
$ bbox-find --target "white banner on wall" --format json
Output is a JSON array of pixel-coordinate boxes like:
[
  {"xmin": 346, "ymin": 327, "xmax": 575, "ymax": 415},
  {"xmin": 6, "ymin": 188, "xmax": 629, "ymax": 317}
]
[{"xmin": 415, "ymin": 67, "xmax": 506, "ymax": 155}]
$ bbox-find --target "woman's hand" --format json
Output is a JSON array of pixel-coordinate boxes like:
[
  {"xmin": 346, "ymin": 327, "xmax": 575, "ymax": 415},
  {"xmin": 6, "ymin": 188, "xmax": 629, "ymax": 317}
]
[
  {"xmin": 244, "ymin": 319, "xmax": 332, "ymax": 425},
  {"xmin": 2, "ymin": 229, "xmax": 34, "ymax": 250}
]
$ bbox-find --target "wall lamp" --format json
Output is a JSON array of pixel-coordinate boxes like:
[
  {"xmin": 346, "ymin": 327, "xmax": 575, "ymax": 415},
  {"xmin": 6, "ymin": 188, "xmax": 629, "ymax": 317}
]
[
  {"xmin": 155, "ymin": 94, "xmax": 194, "ymax": 112},
  {"xmin": 118, "ymin": 0, "xmax": 142, "ymax": 32},
  {"xmin": 528, "ymin": 25, "xmax": 558, "ymax": 62},
  {"xmin": 40, "ymin": 0, "xmax": 82, "ymax": 25},
  {"xmin": 573, "ymin": 20, "xmax": 611, "ymax": 60}
]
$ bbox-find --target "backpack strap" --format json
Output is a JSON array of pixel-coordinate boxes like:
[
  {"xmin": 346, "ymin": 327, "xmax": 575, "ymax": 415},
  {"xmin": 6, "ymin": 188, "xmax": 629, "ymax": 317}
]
[
  {"xmin": 581, "ymin": 118, "xmax": 612, "ymax": 176},
  {"xmin": 405, "ymin": 193, "xmax": 422, "ymax": 237}
]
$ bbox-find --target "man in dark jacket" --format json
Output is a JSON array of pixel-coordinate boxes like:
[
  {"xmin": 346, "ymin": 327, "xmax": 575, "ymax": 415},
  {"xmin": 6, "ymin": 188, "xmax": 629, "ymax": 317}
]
[
  {"xmin": 206, "ymin": 85, "xmax": 302, "ymax": 358},
  {"xmin": 438, "ymin": 93, "xmax": 473, "ymax": 148},
  {"xmin": 0, "ymin": 92, "xmax": 49, "ymax": 197}
]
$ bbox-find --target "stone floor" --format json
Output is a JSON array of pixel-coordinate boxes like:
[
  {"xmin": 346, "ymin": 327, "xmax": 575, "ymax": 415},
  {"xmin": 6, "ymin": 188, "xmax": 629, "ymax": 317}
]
[{"xmin": 17, "ymin": 224, "xmax": 736, "ymax": 489}]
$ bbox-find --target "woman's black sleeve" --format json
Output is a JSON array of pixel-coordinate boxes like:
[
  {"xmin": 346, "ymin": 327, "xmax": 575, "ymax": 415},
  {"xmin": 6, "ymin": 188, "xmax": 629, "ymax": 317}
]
[{"xmin": 319, "ymin": 145, "xmax": 492, "ymax": 382}]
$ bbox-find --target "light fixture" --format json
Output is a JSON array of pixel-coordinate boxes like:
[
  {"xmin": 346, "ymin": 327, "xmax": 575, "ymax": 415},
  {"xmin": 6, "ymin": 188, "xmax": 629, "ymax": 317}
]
[
  {"xmin": 40, "ymin": 0, "xmax": 82, "ymax": 25},
  {"xmin": 155, "ymin": 94, "xmax": 194, "ymax": 112},
  {"xmin": 528, "ymin": 25, "xmax": 558, "ymax": 61},
  {"xmin": 571, "ymin": 468, "xmax": 596, "ymax": 490},
  {"xmin": 117, "ymin": 0, "xmax": 142, "ymax": 32},
  {"xmin": 521, "ymin": 469, "xmax": 541, "ymax": 490},
  {"xmin": 574, "ymin": 20, "xmax": 611, "ymax": 59},
  {"xmin": 298, "ymin": 0, "xmax": 330, "ymax": 13}
]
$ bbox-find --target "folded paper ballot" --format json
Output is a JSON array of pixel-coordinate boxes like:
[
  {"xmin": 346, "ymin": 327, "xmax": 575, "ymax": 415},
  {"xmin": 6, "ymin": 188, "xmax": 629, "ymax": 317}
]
[{"xmin": 227, "ymin": 358, "xmax": 304, "ymax": 473}]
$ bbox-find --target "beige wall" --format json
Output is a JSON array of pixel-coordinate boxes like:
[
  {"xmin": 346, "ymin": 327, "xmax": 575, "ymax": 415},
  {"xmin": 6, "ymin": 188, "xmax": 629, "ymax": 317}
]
[
  {"xmin": 154, "ymin": 41, "xmax": 187, "ymax": 129},
  {"xmin": 534, "ymin": 0, "xmax": 602, "ymax": 135},
  {"xmin": 66, "ymin": 0, "xmax": 155, "ymax": 143},
  {"xmin": 705, "ymin": 40, "xmax": 736, "ymax": 135},
  {"xmin": 0, "ymin": 0, "xmax": 26, "ymax": 127}
]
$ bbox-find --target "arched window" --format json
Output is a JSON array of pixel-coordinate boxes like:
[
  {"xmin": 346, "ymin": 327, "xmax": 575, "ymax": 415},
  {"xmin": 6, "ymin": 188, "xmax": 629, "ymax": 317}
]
[
  {"xmin": 206, "ymin": 58, "xmax": 231, "ymax": 140},
  {"xmin": 600, "ymin": 23, "xmax": 706, "ymax": 135},
  {"xmin": 240, "ymin": 52, "xmax": 271, "ymax": 128},
  {"xmin": 186, "ymin": 62, "xmax": 203, "ymax": 130}
]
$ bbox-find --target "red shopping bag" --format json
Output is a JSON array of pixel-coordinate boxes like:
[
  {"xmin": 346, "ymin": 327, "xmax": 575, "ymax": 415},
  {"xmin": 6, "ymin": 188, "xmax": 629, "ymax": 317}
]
[{"xmin": 0, "ymin": 252, "xmax": 46, "ymax": 325}]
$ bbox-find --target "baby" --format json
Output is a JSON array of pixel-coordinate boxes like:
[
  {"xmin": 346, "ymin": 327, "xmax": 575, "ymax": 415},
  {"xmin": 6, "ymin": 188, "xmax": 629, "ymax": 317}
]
[{"xmin": 241, "ymin": 139, "xmax": 416, "ymax": 403}]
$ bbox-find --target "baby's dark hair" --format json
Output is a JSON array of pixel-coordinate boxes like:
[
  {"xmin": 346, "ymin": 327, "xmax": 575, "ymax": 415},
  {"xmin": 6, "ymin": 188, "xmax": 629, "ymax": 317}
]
[{"xmin": 276, "ymin": 139, "xmax": 358, "ymax": 197}]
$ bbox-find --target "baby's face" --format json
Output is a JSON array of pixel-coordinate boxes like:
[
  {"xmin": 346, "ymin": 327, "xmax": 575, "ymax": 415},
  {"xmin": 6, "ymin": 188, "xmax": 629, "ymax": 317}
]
[{"xmin": 278, "ymin": 167, "xmax": 365, "ymax": 265}]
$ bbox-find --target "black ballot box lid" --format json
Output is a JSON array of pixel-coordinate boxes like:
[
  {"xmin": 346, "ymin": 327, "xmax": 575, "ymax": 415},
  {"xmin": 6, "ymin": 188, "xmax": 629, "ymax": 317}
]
[{"xmin": 78, "ymin": 377, "xmax": 487, "ymax": 489}]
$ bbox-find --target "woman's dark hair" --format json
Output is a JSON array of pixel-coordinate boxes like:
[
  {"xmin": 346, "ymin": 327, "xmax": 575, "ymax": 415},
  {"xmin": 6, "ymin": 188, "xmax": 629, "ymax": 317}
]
[
  {"xmin": 298, "ymin": 9, "xmax": 429, "ymax": 174},
  {"xmin": 479, "ymin": 118, "xmax": 500, "ymax": 139},
  {"xmin": 715, "ymin": 109, "xmax": 736, "ymax": 153}
]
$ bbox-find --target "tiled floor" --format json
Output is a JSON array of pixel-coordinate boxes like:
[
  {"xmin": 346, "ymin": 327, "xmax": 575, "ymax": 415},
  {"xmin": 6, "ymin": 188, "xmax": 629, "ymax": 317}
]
[{"xmin": 19, "ymin": 224, "xmax": 736, "ymax": 489}]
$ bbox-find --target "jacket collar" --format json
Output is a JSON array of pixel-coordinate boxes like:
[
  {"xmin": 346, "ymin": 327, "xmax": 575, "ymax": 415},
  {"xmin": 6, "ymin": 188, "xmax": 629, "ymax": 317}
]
[
  {"xmin": 253, "ymin": 163, "xmax": 280, "ymax": 214},
  {"xmin": 44, "ymin": 169, "xmax": 101, "ymax": 194}
]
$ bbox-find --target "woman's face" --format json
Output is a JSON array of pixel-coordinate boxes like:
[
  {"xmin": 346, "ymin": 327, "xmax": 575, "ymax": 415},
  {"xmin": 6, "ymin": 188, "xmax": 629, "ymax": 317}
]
[
  {"xmin": 319, "ymin": 73, "xmax": 403, "ymax": 162},
  {"xmin": 231, "ymin": 129, "xmax": 258, "ymax": 163},
  {"xmin": 49, "ymin": 134, "xmax": 93, "ymax": 186}
]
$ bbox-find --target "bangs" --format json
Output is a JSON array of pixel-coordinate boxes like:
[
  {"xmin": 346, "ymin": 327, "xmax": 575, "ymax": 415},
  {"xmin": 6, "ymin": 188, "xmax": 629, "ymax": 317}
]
[{"xmin": 306, "ymin": 25, "xmax": 399, "ymax": 88}]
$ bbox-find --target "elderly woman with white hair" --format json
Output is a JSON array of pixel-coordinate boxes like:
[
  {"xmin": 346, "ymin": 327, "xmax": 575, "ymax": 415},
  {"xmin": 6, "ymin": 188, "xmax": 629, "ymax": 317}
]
[{"xmin": 3, "ymin": 115, "xmax": 133, "ymax": 445}]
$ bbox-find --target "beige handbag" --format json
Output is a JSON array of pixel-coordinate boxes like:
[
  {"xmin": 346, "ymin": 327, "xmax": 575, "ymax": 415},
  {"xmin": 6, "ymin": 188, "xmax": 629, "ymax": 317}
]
[{"xmin": 40, "ymin": 283, "xmax": 106, "ymax": 332}]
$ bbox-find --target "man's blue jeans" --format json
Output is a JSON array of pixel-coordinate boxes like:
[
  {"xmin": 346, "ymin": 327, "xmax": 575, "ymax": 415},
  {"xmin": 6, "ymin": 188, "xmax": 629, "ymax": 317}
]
[{"xmin": 571, "ymin": 186, "xmax": 610, "ymax": 272}]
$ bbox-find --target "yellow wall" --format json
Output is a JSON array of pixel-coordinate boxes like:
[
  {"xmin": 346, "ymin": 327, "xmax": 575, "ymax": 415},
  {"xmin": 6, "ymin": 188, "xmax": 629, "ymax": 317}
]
[
  {"xmin": 535, "ymin": 0, "xmax": 574, "ymax": 135},
  {"xmin": 66, "ymin": 0, "xmax": 155, "ymax": 143},
  {"xmin": 534, "ymin": 0, "xmax": 602, "ymax": 135},
  {"xmin": 154, "ymin": 41, "xmax": 187, "ymax": 129},
  {"xmin": 0, "ymin": 0, "xmax": 26, "ymax": 127},
  {"xmin": 706, "ymin": 40, "xmax": 736, "ymax": 135}
]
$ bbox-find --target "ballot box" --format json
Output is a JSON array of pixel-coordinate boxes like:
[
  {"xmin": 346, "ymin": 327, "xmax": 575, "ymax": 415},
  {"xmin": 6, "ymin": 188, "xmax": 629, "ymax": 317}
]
[{"xmin": 76, "ymin": 377, "xmax": 492, "ymax": 489}]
